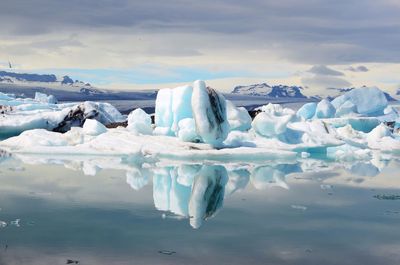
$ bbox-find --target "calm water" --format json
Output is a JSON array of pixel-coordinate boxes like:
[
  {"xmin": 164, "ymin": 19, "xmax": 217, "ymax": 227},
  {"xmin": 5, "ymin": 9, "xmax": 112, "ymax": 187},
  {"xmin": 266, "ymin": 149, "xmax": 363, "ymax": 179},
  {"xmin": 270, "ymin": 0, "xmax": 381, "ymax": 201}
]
[{"xmin": 0, "ymin": 153, "xmax": 400, "ymax": 265}]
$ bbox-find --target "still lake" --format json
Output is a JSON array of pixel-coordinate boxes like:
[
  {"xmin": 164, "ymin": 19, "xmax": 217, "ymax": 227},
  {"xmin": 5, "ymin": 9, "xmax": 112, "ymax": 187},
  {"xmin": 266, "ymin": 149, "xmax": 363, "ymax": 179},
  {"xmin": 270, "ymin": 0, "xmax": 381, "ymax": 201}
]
[{"xmin": 0, "ymin": 153, "xmax": 399, "ymax": 265}]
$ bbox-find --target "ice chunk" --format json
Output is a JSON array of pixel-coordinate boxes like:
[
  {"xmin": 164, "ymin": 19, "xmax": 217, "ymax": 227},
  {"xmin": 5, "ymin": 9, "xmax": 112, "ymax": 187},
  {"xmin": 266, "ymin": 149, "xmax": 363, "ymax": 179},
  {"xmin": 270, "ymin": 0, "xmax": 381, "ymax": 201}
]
[
  {"xmin": 315, "ymin": 99, "xmax": 336, "ymax": 118},
  {"xmin": 127, "ymin": 108, "xmax": 153, "ymax": 135},
  {"xmin": 177, "ymin": 118, "xmax": 200, "ymax": 142},
  {"xmin": 0, "ymin": 92, "xmax": 13, "ymax": 101},
  {"xmin": 226, "ymin": 100, "xmax": 252, "ymax": 131},
  {"xmin": 155, "ymin": 88, "xmax": 173, "ymax": 135},
  {"xmin": 296, "ymin": 102, "xmax": 317, "ymax": 120},
  {"xmin": 332, "ymin": 87, "xmax": 388, "ymax": 116},
  {"xmin": 34, "ymin": 92, "xmax": 58, "ymax": 104},
  {"xmin": 82, "ymin": 119, "xmax": 107, "ymax": 136},
  {"xmin": 252, "ymin": 104, "xmax": 295, "ymax": 138},
  {"xmin": 335, "ymin": 100, "xmax": 357, "ymax": 117},
  {"xmin": 171, "ymin": 85, "xmax": 193, "ymax": 133},
  {"xmin": 191, "ymin": 80, "xmax": 229, "ymax": 146}
]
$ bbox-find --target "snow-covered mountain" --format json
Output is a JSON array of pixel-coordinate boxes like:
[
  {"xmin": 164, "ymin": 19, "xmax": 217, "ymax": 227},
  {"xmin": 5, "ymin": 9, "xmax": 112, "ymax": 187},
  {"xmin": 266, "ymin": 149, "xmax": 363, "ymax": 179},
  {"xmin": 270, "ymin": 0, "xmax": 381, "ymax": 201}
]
[
  {"xmin": 0, "ymin": 70, "xmax": 157, "ymax": 108},
  {"xmin": 0, "ymin": 70, "xmax": 100, "ymax": 93},
  {"xmin": 232, "ymin": 83, "xmax": 307, "ymax": 99}
]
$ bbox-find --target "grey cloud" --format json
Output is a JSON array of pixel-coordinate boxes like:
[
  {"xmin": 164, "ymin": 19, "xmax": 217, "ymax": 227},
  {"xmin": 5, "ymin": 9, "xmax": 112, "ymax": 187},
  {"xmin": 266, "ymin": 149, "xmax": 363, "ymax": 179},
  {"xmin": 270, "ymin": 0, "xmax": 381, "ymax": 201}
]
[
  {"xmin": 302, "ymin": 75, "xmax": 352, "ymax": 89},
  {"xmin": 0, "ymin": 0, "xmax": 400, "ymax": 64},
  {"xmin": 347, "ymin": 65, "xmax": 369, "ymax": 72},
  {"xmin": 308, "ymin": 65, "xmax": 344, "ymax": 76}
]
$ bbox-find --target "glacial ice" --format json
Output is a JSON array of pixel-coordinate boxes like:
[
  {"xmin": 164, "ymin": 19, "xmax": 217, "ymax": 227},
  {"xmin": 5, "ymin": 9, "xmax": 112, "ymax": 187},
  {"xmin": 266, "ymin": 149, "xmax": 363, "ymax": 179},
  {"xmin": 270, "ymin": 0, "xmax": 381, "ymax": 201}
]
[
  {"xmin": 191, "ymin": 80, "xmax": 229, "ymax": 146},
  {"xmin": 1, "ymin": 80, "xmax": 400, "ymax": 163},
  {"xmin": 252, "ymin": 104, "xmax": 296, "ymax": 137},
  {"xmin": 0, "ymin": 97, "xmax": 124, "ymax": 137},
  {"xmin": 332, "ymin": 87, "xmax": 388, "ymax": 116},
  {"xmin": 82, "ymin": 119, "xmax": 107, "ymax": 136},
  {"xmin": 127, "ymin": 108, "xmax": 152, "ymax": 135},
  {"xmin": 296, "ymin": 102, "xmax": 317, "ymax": 120},
  {"xmin": 226, "ymin": 100, "xmax": 252, "ymax": 131},
  {"xmin": 177, "ymin": 118, "xmax": 200, "ymax": 142},
  {"xmin": 315, "ymin": 99, "xmax": 336, "ymax": 119},
  {"xmin": 34, "ymin": 92, "xmax": 58, "ymax": 104}
]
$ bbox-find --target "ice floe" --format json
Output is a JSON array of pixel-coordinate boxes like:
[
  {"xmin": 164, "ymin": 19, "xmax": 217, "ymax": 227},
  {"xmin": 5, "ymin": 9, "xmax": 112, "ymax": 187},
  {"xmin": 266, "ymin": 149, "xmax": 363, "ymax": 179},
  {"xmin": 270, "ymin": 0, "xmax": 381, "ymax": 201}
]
[{"xmin": 0, "ymin": 81, "xmax": 400, "ymax": 163}]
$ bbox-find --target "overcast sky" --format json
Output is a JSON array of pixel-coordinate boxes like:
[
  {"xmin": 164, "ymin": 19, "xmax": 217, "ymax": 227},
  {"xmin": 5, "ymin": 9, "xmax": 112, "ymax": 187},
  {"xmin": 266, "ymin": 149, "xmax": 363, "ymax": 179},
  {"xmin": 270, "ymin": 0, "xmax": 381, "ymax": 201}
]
[{"xmin": 0, "ymin": 0, "xmax": 399, "ymax": 94}]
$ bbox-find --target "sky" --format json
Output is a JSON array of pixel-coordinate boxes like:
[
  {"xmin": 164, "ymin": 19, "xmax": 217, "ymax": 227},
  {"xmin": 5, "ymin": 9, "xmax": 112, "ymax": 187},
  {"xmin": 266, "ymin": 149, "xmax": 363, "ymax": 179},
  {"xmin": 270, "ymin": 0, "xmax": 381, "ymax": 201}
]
[{"xmin": 0, "ymin": 0, "xmax": 400, "ymax": 96}]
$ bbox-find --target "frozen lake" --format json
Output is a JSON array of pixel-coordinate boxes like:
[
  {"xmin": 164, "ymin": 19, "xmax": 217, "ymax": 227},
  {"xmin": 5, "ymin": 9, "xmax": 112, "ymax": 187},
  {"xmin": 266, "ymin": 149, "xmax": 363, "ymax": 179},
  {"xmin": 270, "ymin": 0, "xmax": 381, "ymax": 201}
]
[{"xmin": 0, "ymin": 153, "xmax": 399, "ymax": 265}]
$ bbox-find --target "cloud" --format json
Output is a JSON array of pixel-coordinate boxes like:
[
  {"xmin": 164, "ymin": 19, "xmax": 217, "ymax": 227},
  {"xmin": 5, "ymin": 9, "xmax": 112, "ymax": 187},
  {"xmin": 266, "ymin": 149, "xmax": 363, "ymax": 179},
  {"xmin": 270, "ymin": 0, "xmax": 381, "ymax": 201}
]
[
  {"xmin": 0, "ymin": 0, "xmax": 399, "ymax": 66},
  {"xmin": 308, "ymin": 65, "xmax": 344, "ymax": 76},
  {"xmin": 302, "ymin": 75, "xmax": 352, "ymax": 89},
  {"xmin": 347, "ymin": 65, "xmax": 369, "ymax": 72}
]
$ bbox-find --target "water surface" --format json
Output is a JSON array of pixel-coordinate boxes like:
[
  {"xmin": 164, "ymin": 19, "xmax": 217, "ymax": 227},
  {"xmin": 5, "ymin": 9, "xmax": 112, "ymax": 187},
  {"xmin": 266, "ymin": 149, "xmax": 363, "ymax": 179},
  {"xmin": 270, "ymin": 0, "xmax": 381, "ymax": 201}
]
[{"xmin": 0, "ymin": 154, "xmax": 399, "ymax": 265}]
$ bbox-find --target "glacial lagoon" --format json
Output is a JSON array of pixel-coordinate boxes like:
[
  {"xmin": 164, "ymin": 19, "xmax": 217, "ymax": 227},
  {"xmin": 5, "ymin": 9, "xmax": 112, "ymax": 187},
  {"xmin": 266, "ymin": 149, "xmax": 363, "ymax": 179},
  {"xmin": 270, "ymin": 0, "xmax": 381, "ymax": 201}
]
[{"xmin": 0, "ymin": 153, "xmax": 399, "ymax": 265}]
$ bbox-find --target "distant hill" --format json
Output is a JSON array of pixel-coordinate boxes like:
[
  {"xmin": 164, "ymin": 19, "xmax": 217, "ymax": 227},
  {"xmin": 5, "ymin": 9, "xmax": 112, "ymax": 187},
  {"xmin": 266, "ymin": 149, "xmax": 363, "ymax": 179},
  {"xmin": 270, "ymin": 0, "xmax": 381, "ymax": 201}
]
[{"xmin": 0, "ymin": 70, "xmax": 156, "ymax": 104}]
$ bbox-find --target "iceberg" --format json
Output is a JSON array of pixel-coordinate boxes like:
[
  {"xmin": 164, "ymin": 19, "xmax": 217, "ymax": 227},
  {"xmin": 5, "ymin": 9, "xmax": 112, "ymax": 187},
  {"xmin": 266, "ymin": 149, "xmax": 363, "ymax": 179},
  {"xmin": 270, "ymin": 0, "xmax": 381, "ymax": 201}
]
[
  {"xmin": 171, "ymin": 85, "xmax": 193, "ymax": 134},
  {"xmin": 332, "ymin": 87, "xmax": 388, "ymax": 116},
  {"xmin": 82, "ymin": 119, "xmax": 107, "ymax": 136},
  {"xmin": 127, "ymin": 108, "xmax": 152, "ymax": 135},
  {"xmin": 192, "ymin": 80, "xmax": 229, "ymax": 146},
  {"xmin": 177, "ymin": 118, "xmax": 200, "ymax": 142},
  {"xmin": 315, "ymin": 99, "xmax": 336, "ymax": 119},
  {"xmin": 226, "ymin": 100, "xmax": 252, "ymax": 131},
  {"xmin": 34, "ymin": 92, "xmax": 58, "ymax": 104},
  {"xmin": 154, "ymin": 88, "xmax": 173, "ymax": 135},
  {"xmin": 296, "ymin": 102, "xmax": 317, "ymax": 120},
  {"xmin": 252, "ymin": 104, "xmax": 296, "ymax": 138}
]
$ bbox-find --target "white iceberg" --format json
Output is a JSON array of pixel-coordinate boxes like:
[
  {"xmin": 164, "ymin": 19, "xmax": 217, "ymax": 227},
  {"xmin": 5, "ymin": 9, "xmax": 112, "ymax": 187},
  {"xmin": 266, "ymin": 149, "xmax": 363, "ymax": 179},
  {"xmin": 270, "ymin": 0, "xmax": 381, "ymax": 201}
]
[
  {"xmin": 127, "ymin": 108, "xmax": 153, "ymax": 135},
  {"xmin": 332, "ymin": 87, "xmax": 388, "ymax": 116},
  {"xmin": 191, "ymin": 80, "xmax": 229, "ymax": 146},
  {"xmin": 315, "ymin": 99, "xmax": 336, "ymax": 119}
]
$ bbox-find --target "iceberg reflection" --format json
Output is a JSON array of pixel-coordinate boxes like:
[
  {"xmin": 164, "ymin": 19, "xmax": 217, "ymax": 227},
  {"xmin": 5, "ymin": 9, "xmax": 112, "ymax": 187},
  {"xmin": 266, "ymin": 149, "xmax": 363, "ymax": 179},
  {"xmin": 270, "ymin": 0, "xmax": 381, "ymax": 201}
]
[{"xmin": 1, "ymin": 152, "xmax": 397, "ymax": 228}]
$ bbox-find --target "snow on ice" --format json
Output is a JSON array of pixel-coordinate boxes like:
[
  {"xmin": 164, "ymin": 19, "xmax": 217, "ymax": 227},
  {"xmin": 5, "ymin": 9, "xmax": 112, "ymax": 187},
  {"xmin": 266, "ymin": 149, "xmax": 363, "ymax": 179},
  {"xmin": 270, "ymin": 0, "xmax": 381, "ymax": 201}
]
[{"xmin": 0, "ymin": 82, "xmax": 399, "ymax": 164}]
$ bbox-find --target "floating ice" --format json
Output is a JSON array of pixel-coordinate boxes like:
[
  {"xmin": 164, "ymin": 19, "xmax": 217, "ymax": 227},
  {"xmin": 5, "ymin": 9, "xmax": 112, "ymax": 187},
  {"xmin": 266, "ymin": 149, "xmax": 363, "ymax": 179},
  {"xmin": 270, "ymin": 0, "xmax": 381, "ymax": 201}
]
[
  {"xmin": 154, "ymin": 88, "xmax": 173, "ymax": 135},
  {"xmin": 226, "ymin": 100, "xmax": 252, "ymax": 131},
  {"xmin": 315, "ymin": 99, "xmax": 336, "ymax": 119},
  {"xmin": 171, "ymin": 85, "xmax": 193, "ymax": 133},
  {"xmin": 335, "ymin": 100, "xmax": 357, "ymax": 117},
  {"xmin": 296, "ymin": 102, "xmax": 317, "ymax": 120},
  {"xmin": 127, "ymin": 108, "xmax": 152, "ymax": 135},
  {"xmin": 177, "ymin": 118, "xmax": 200, "ymax": 142},
  {"xmin": 332, "ymin": 87, "xmax": 388, "ymax": 116},
  {"xmin": 192, "ymin": 80, "xmax": 229, "ymax": 146},
  {"xmin": 252, "ymin": 104, "xmax": 296, "ymax": 138},
  {"xmin": 82, "ymin": 119, "xmax": 107, "ymax": 136},
  {"xmin": 34, "ymin": 92, "xmax": 58, "ymax": 104}
]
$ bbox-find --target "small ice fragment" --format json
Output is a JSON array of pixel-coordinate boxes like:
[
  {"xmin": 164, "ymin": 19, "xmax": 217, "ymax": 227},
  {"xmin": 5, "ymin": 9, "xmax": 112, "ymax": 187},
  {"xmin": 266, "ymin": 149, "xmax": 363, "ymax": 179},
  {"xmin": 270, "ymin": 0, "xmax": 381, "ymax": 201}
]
[
  {"xmin": 158, "ymin": 250, "xmax": 176, "ymax": 255},
  {"xmin": 320, "ymin": 184, "xmax": 333, "ymax": 190},
  {"xmin": 66, "ymin": 259, "xmax": 79, "ymax": 264},
  {"xmin": 374, "ymin": 194, "xmax": 400, "ymax": 200},
  {"xmin": 301, "ymin": 152, "xmax": 310, "ymax": 158},
  {"xmin": 0, "ymin": 221, "xmax": 7, "ymax": 228},
  {"xmin": 291, "ymin": 205, "xmax": 307, "ymax": 211},
  {"xmin": 10, "ymin": 219, "xmax": 20, "ymax": 227}
]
